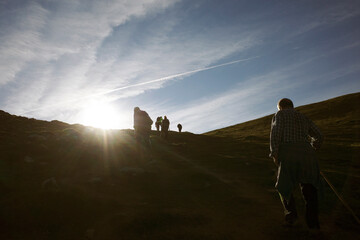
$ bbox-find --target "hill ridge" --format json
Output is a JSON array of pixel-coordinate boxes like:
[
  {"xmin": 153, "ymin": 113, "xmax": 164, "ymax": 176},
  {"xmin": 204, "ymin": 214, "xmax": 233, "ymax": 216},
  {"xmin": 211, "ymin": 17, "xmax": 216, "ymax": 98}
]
[
  {"xmin": 0, "ymin": 93, "xmax": 359, "ymax": 239},
  {"xmin": 205, "ymin": 92, "xmax": 360, "ymax": 144}
]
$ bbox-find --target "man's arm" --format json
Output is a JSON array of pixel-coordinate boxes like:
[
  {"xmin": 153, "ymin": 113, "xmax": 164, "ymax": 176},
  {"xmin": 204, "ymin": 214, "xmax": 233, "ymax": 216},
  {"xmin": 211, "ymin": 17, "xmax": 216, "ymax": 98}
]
[
  {"xmin": 308, "ymin": 119, "xmax": 323, "ymax": 150},
  {"xmin": 270, "ymin": 112, "xmax": 282, "ymax": 165}
]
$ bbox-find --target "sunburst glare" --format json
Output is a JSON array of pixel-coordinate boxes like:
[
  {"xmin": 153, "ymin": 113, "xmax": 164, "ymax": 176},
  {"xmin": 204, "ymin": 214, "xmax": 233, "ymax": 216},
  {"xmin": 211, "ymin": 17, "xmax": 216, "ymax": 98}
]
[{"xmin": 80, "ymin": 101, "xmax": 121, "ymax": 129}]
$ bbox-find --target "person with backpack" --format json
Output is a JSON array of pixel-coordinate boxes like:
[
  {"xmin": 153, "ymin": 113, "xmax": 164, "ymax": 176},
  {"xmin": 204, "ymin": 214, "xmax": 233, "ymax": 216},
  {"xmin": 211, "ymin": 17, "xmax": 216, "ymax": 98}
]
[
  {"xmin": 270, "ymin": 98, "xmax": 323, "ymax": 229},
  {"xmin": 155, "ymin": 116, "xmax": 163, "ymax": 132},
  {"xmin": 133, "ymin": 107, "xmax": 153, "ymax": 146},
  {"xmin": 161, "ymin": 116, "xmax": 170, "ymax": 140}
]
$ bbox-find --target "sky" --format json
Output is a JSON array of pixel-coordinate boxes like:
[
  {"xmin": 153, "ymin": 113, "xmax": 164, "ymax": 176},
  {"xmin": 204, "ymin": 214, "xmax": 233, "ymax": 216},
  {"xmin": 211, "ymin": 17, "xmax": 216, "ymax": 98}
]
[{"xmin": 0, "ymin": 0, "xmax": 359, "ymax": 133}]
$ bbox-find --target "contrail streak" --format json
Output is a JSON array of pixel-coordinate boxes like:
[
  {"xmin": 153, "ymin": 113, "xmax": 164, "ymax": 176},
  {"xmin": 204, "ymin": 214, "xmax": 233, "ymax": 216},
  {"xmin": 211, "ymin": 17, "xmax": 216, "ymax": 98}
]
[
  {"xmin": 21, "ymin": 56, "xmax": 259, "ymax": 114},
  {"xmin": 97, "ymin": 56, "xmax": 259, "ymax": 96}
]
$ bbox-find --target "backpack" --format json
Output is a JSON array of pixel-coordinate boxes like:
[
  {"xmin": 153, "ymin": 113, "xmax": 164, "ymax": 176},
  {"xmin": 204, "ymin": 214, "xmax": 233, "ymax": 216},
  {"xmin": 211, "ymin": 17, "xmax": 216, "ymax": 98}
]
[{"xmin": 141, "ymin": 111, "xmax": 153, "ymax": 126}]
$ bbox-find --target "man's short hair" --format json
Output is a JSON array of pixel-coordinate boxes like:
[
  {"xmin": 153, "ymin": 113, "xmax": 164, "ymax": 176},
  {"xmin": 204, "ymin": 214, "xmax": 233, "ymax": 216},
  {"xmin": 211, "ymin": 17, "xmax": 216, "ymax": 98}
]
[{"xmin": 278, "ymin": 98, "xmax": 294, "ymax": 109}]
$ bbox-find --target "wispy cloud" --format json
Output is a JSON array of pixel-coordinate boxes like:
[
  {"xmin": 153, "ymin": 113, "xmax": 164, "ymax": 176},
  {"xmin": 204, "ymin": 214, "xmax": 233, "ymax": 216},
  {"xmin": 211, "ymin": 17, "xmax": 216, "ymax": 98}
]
[
  {"xmin": 0, "ymin": 0, "xmax": 358, "ymax": 132},
  {"xmin": 165, "ymin": 57, "xmax": 360, "ymax": 133},
  {"xmin": 0, "ymin": 0, "xmax": 180, "ymax": 109},
  {"xmin": 17, "ymin": 56, "xmax": 258, "ymax": 115},
  {"xmin": 164, "ymin": 71, "xmax": 289, "ymax": 133},
  {"xmin": 0, "ymin": 0, "xmax": 259, "ymax": 119}
]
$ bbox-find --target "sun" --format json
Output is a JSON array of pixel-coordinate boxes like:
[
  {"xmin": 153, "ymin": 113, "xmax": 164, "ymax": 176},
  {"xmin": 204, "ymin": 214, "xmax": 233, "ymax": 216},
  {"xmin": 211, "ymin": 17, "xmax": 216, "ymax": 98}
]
[{"xmin": 80, "ymin": 101, "xmax": 121, "ymax": 129}]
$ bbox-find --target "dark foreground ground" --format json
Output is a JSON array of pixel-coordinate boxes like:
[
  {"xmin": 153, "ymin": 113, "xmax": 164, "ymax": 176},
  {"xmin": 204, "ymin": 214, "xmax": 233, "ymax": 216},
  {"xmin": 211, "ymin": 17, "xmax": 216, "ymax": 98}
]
[
  {"xmin": 0, "ymin": 128, "xmax": 359, "ymax": 240},
  {"xmin": 0, "ymin": 93, "xmax": 359, "ymax": 239}
]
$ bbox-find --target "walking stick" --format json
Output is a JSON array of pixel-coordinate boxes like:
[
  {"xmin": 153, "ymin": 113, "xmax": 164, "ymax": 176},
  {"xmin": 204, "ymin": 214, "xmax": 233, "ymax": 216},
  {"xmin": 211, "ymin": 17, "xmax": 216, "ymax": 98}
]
[{"xmin": 320, "ymin": 171, "xmax": 360, "ymax": 225}]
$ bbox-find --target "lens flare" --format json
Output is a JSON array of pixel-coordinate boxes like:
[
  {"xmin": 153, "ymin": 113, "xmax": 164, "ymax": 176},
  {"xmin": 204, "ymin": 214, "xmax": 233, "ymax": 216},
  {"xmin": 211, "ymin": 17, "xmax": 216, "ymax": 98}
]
[{"xmin": 80, "ymin": 101, "xmax": 121, "ymax": 129}]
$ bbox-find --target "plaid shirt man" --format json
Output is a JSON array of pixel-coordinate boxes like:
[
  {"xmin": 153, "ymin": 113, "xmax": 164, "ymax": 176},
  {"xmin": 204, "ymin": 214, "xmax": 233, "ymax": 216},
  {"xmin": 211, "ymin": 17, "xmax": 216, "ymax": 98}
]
[
  {"xmin": 270, "ymin": 109, "xmax": 323, "ymax": 158},
  {"xmin": 269, "ymin": 99, "xmax": 323, "ymax": 229}
]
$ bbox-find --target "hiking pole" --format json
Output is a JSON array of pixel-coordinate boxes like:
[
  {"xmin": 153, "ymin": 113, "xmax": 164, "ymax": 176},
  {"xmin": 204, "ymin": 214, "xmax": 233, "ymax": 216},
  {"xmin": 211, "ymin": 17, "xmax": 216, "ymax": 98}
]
[{"xmin": 320, "ymin": 171, "xmax": 360, "ymax": 225}]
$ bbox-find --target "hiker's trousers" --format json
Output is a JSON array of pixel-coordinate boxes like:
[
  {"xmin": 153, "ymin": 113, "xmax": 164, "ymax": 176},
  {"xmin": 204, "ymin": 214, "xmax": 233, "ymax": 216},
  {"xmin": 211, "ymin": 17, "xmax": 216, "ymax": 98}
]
[{"xmin": 279, "ymin": 183, "xmax": 320, "ymax": 229}]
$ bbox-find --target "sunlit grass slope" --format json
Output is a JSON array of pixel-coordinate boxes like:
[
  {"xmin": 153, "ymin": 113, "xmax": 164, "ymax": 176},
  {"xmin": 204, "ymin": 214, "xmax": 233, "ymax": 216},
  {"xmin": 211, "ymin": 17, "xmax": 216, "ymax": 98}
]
[{"xmin": 205, "ymin": 92, "xmax": 360, "ymax": 146}]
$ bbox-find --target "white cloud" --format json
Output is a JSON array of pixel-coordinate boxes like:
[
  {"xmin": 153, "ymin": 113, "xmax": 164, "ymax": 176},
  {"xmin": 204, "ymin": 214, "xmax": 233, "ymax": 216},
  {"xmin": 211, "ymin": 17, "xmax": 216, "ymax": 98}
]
[
  {"xmin": 0, "ymin": 0, "xmax": 259, "ymax": 121},
  {"xmin": 0, "ymin": 0, "xmax": 181, "ymax": 112},
  {"xmin": 1, "ymin": 0, "xmax": 358, "ymax": 132},
  {"xmin": 0, "ymin": 1, "xmax": 48, "ymax": 85},
  {"xmin": 164, "ymin": 58, "xmax": 360, "ymax": 133}
]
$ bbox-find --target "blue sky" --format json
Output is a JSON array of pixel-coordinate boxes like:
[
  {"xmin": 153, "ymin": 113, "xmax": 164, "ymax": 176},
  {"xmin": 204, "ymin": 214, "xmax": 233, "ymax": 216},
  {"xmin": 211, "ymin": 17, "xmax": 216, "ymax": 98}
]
[{"xmin": 0, "ymin": 0, "xmax": 359, "ymax": 133}]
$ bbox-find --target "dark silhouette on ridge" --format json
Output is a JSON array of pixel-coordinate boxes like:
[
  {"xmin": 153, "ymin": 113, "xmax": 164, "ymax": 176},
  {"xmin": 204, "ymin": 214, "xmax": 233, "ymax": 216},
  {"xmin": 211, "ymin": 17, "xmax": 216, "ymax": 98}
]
[
  {"xmin": 161, "ymin": 116, "xmax": 170, "ymax": 140},
  {"xmin": 155, "ymin": 116, "xmax": 163, "ymax": 132},
  {"xmin": 133, "ymin": 107, "xmax": 153, "ymax": 147},
  {"xmin": 177, "ymin": 123, "xmax": 182, "ymax": 133}
]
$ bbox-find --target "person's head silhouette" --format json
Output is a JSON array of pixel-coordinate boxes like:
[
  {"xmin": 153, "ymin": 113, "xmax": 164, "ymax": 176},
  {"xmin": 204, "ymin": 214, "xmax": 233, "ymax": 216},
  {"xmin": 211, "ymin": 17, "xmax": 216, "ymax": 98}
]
[{"xmin": 277, "ymin": 98, "xmax": 294, "ymax": 110}]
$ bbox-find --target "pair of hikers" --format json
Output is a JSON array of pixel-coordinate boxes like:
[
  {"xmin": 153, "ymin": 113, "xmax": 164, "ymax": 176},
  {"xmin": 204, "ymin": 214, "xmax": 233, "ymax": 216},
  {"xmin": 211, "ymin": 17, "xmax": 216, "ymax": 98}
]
[
  {"xmin": 155, "ymin": 116, "xmax": 170, "ymax": 139},
  {"xmin": 270, "ymin": 98, "xmax": 323, "ymax": 230}
]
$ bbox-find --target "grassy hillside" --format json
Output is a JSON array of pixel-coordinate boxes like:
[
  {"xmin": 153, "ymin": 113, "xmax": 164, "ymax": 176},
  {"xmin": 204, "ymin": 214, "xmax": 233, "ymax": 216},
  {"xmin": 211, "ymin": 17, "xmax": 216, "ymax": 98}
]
[
  {"xmin": 205, "ymin": 92, "xmax": 360, "ymax": 144},
  {"xmin": 0, "ymin": 93, "xmax": 359, "ymax": 239},
  {"xmin": 205, "ymin": 92, "xmax": 360, "ymax": 233}
]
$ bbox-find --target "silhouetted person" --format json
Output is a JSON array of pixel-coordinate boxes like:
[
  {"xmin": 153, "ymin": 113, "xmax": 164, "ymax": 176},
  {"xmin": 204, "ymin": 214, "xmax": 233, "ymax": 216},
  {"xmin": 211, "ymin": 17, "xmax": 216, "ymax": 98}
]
[
  {"xmin": 161, "ymin": 116, "xmax": 170, "ymax": 139},
  {"xmin": 270, "ymin": 98, "xmax": 323, "ymax": 229},
  {"xmin": 177, "ymin": 123, "xmax": 182, "ymax": 133},
  {"xmin": 133, "ymin": 107, "xmax": 153, "ymax": 147},
  {"xmin": 155, "ymin": 116, "xmax": 163, "ymax": 132}
]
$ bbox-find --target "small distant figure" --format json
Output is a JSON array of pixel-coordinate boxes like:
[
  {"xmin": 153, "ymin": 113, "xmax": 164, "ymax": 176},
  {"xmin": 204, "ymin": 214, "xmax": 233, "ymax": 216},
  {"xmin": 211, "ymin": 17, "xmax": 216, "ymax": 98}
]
[
  {"xmin": 269, "ymin": 98, "xmax": 323, "ymax": 229},
  {"xmin": 177, "ymin": 123, "xmax": 182, "ymax": 133},
  {"xmin": 161, "ymin": 116, "xmax": 170, "ymax": 140},
  {"xmin": 155, "ymin": 116, "xmax": 163, "ymax": 132},
  {"xmin": 133, "ymin": 107, "xmax": 153, "ymax": 146}
]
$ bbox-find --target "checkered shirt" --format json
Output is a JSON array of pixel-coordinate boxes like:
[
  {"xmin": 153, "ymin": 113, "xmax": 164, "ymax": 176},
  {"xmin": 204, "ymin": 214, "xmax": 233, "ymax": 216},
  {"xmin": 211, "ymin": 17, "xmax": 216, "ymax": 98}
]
[{"xmin": 269, "ymin": 109, "xmax": 323, "ymax": 157}]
